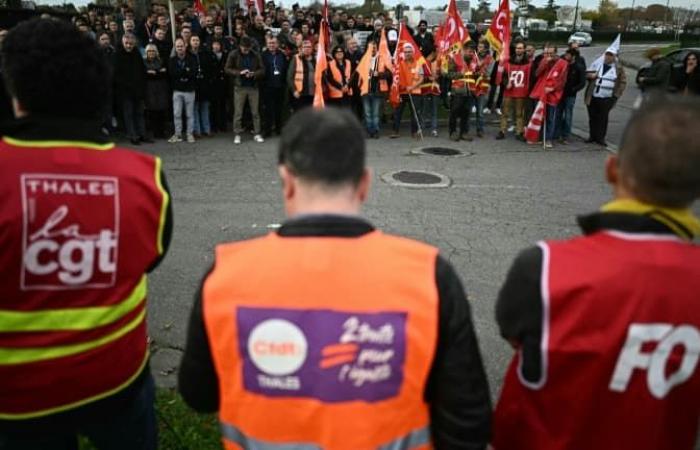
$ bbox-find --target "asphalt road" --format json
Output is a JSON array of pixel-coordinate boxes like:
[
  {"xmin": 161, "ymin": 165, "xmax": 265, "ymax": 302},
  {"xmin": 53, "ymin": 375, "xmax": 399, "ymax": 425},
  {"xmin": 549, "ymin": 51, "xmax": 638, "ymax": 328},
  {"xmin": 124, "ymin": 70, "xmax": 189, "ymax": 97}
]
[{"xmin": 573, "ymin": 43, "xmax": 651, "ymax": 149}]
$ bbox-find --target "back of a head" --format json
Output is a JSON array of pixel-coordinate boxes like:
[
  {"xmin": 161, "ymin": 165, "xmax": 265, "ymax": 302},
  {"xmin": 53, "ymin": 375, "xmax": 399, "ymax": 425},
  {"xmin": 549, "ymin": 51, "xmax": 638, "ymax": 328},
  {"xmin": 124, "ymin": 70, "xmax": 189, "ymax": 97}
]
[
  {"xmin": 618, "ymin": 97, "xmax": 700, "ymax": 208},
  {"xmin": 278, "ymin": 108, "xmax": 365, "ymax": 187},
  {"xmin": 2, "ymin": 18, "xmax": 110, "ymax": 120}
]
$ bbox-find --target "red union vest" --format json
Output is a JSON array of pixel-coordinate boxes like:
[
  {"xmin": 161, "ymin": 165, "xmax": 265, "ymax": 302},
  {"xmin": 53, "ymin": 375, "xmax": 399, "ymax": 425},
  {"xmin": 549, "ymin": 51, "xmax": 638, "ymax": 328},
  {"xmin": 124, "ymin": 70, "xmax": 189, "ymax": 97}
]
[
  {"xmin": 0, "ymin": 136, "xmax": 169, "ymax": 419},
  {"xmin": 493, "ymin": 231, "xmax": 700, "ymax": 450},
  {"xmin": 504, "ymin": 61, "xmax": 532, "ymax": 98},
  {"xmin": 203, "ymin": 230, "xmax": 439, "ymax": 450}
]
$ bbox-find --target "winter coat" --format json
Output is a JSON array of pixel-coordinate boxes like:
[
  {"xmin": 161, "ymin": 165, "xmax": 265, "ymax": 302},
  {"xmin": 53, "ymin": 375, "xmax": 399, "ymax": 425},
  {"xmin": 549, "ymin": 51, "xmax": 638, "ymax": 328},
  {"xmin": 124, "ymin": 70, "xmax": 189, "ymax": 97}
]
[
  {"xmin": 191, "ymin": 50, "xmax": 215, "ymax": 101},
  {"xmin": 144, "ymin": 58, "xmax": 170, "ymax": 111},
  {"xmin": 563, "ymin": 58, "xmax": 587, "ymax": 98},
  {"xmin": 113, "ymin": 47, "xmax": 146, "ymax": 100},
  {"xmin": 640, "ymin": 57, "xmax": 671, "ymax": 93},
  {"xmin": 225, "ymin": 49, "xmax": 264, "ymax": 88},
  {"xmin": 169, "ymin": 53, "xmax": 198, "ymax": 92}
]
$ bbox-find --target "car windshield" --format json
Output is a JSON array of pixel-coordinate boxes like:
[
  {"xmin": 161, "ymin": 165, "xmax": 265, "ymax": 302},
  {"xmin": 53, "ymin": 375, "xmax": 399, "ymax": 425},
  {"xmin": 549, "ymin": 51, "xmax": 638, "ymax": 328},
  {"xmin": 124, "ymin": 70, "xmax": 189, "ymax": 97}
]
[{"xmin": 574, "ymin": 32, "xmax": 587, "ymax": 37}]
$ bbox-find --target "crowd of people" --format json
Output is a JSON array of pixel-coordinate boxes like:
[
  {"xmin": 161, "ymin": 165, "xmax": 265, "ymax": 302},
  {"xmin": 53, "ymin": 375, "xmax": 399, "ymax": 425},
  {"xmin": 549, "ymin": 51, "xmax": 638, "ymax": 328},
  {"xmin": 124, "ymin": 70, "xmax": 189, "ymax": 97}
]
[{"xmin": 65, "ymin": 2, "xmax": 700, "ymax": 149}]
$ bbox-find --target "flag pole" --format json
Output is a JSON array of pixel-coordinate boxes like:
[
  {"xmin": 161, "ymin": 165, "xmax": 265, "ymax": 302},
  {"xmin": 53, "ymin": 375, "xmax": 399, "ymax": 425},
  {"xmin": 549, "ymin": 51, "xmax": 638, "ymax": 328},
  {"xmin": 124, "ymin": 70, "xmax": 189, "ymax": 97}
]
[
  {"xmin": 408, "ymin": 93, "xmax": 423, "ymax": 140},
  {"xmin": 168, "ymin": 0, "xmax": 177, "ymax": 43}
]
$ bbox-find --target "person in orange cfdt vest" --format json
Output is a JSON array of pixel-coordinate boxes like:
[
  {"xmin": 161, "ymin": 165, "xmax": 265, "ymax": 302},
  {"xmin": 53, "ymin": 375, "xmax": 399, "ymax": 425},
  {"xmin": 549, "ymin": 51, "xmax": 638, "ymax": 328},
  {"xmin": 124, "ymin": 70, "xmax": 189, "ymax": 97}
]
[
  {"xmin": 0, "ymin": 18, "xmax": 172, "ymax": 450},
  {"xmin": 287, "ymin": 40, "xmax": 315, "ymax": 112},
  {"xmin": 324, "ymin": 46, "xmax": 353, "ymax": 109},
  {"xmin": 492, "ymin": 97, "xmax": 700, "ymax": 450},
  {"xmin": 178, "ymin": 108, "xmax": 492, "ymax": 450}
]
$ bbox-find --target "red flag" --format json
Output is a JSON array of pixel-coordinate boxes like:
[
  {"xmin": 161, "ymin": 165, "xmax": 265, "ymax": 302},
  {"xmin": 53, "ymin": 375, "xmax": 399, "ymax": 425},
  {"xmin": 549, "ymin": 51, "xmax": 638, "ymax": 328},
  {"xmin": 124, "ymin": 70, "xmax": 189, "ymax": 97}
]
[
  {"xmin": 485, "ymin": 0, "xmax": 511, "ymax": 85},
  {"xmin": 524, "ymin": 99, "xmax": 545, "ymax": 143},
  {"xmin": 313, "ymin": 20, "xmax": 329, "ymax": 108},
  {"xmin": 193, "ymin": 0, "xmax": 206, "ymax": 15},
  {"xmin": 437, "ymin": 0, "xmax": 470, "ymax": 71},
  {"xmin": 393, "ymin": 24, "xmax": 438, "ymax": 97}
]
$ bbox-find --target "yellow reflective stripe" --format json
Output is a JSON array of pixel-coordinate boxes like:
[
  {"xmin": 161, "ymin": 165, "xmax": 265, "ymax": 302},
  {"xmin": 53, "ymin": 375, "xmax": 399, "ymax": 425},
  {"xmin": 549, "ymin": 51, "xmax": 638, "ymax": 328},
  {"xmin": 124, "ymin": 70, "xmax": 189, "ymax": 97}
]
[
  {"xmin": 0, "ymin": 276, "xmax": 147, "ymax": 332},
  {"xmin": 0, "ymin": 308, "xmax": 146, "ymax": 365},
  {"xmin": 0, "ymin": 350, "xmax": 149, "ymax": 420},
  {"xmin": 3, "ymin": 136, "xmax": 115, "ymax": 151},
  {"xmin": 154, "ymin": 157, "xmax": 169, "ymax": 255}
]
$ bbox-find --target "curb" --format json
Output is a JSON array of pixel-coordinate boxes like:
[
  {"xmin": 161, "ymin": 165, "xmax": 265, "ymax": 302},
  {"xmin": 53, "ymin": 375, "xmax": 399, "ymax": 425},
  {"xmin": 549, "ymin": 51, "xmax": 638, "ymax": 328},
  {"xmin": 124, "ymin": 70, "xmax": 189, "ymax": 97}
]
[{"xmin": 571, "ymin": 125, "xmax": 618, "ymax": 154}]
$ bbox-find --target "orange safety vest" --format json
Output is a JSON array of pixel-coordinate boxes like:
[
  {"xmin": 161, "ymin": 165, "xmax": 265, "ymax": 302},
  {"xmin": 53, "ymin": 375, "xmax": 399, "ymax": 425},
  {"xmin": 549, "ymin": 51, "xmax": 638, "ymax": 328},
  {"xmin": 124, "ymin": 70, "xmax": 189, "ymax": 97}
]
[
  {"xmin": 293, "ymin": 55, "xmax": 305, "ymax": 95},
  {"xmin": 399, "ymin": 59, "xmax": 423, "ymax": 95},
  {"xmin": 327, "ymin": 59, "xmax": 352, "ymax": 99},
  {"xmin": 203, "ymin": 230, "xmax": 439, "ymax": 450}
]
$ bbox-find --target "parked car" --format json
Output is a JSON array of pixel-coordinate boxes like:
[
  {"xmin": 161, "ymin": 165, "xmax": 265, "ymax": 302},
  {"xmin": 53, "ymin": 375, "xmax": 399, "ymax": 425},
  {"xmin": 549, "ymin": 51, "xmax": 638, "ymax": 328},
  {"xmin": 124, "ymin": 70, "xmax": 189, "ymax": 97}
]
[
  {"xmin": 636, "ymin": 47, "xmax": 700, "ymax": 89},
  {"xmin": 568, "ymin": 31, "xmax": 592, "ymax": 46}
]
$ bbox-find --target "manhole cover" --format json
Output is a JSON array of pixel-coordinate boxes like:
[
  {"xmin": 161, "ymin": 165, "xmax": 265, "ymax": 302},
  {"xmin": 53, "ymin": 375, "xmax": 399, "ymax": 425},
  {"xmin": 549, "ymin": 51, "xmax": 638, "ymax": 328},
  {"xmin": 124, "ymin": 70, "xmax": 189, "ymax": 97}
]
[
  {"xmin": 381, "ymin": 170, "xmax": 452, "ymax": 189},
  {"xmin": 410, "ymin": 147, "xmax": 474, "ymax": 157}
]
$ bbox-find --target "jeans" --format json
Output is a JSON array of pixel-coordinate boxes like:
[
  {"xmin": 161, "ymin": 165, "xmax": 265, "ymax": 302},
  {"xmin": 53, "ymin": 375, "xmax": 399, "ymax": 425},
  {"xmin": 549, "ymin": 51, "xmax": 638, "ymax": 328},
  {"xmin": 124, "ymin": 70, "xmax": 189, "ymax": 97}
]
[
  {"xmin": 172, "ymin": 90, "xmax": 195, "ymax": 136},
  {"xmin": 362, "ymin": 94, "xmax": 382, "ymax": 134},
  {"xmin": 469, "ymin": 95, "xmax": 486, "ymax": 132},
  {"xmin": 393, "ymin": 94, "xmax": 423, "ymax": 134},
  {"xmin": 233, "ymin": 86, "xmax": 261, "ymax": 135},
  {"xmin": 0, "ymin": 374, "xmax": 157, "ymax": 450},
  {"xmin": 121, "ymin": 97, "xmax": 145, "ymax": 140},
  {"xmin": 554, "ymin": 96, "xmax": 575, "ymax": 140},
  {"xmin": 545, "ymin": 104, "xmax": 557, "ymax": 141},
  {"xmin": 193, "ymin": 100, "xmax": 211, "ymax": 135},
  {"xmin": 421, "ymin": 94, "xmax": 438, "ymax": 133}
]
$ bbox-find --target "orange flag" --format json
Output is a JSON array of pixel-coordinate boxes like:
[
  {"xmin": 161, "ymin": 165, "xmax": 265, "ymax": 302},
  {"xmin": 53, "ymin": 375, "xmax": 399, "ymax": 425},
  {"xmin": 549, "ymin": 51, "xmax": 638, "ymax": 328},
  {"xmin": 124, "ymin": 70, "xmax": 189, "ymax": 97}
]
[
  {"xmin": 313, "ymin": 20, "xmax": 329, "ymax": 108},
  {"xmin": 355, "ymin": 42, "xmax": 375, "ymax": 96},
  {"xmin": 390, "ymin": 24, "xmax": 437, "ymax": 106},
  {"xmin": 377, "ymin": 28, "xmax": 393, "ymax": 73}
]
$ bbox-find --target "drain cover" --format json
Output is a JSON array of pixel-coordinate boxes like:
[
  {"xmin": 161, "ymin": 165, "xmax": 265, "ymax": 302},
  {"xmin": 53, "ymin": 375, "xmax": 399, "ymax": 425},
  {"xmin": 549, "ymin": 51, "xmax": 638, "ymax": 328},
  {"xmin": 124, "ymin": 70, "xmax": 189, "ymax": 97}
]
[
  {"xmin": 381, "ymin": 170, "xmax": 451, "ymax": 188},
  {"xmin": 411, "ymin": 147, "xmax": 473, "ymax": 157}
]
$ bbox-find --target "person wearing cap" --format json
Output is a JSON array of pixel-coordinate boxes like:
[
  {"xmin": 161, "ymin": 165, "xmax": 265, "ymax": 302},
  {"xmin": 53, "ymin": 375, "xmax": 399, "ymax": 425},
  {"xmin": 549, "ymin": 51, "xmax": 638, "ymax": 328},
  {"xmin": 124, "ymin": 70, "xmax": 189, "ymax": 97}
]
[
  {"xmin": 492, "ymin": 96, "xmax": 700, "ymax": 450},
  {"xmin": 584, "ymin": 48, "xmax": 627, "ymax": 146},
  {"xmin": 638, "ymin": 47, "xmax": 671, "ymax": 97},
  {"xmin": 178, "ymin": 107, "xmax": 492, "ymax": 449}
]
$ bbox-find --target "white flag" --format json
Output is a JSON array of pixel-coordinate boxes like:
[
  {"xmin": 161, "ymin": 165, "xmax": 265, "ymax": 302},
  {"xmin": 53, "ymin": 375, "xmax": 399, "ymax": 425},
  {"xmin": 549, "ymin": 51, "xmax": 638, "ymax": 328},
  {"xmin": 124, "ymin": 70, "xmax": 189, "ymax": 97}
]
[{"xmin": 588, "ymin": 34, "xmax": 621, "ymax": 72}]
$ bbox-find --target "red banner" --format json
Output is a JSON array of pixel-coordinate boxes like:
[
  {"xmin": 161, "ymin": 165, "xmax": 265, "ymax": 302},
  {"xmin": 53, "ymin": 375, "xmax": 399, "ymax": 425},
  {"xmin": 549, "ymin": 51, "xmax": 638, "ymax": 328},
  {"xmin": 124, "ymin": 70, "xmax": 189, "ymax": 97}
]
[
  {"xmin": 436, "ymin": 0, "xmax": 470, "ymax": 70},
  {"xmin": 485, "ymin": 0, "xmax": 511, "ymax": 85}
]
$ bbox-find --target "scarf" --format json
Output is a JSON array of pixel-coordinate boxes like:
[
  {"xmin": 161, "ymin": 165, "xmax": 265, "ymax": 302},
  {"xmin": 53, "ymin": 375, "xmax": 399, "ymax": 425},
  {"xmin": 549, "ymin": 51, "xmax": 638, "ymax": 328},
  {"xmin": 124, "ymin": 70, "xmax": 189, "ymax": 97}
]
[{"xmin": 601, "ymin": 199, "xmax": 700, "ymax": 240}]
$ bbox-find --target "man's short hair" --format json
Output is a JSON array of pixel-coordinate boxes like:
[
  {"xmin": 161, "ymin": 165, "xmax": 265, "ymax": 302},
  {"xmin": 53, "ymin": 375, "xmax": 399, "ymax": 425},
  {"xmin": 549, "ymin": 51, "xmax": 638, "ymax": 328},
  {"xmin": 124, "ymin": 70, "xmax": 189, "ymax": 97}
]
[
  {"xmin": 239, "ymin": 36, "xmax": 252, "ymax": 48},
  {"xmin": 2, "ymin": 18, "xmax": 110, "ymax": 120},
  {"xmin": 278, "ymin": 108, "xmax": 365, "ymax": 186},
  {"xmin": 418, "ymin": 20, "xmax": 427, "ymax": 27},
  {"xmin": 566, "ymin": 48, "xmax": 579, "ymax": 58},
  {"xmin": 618, "ymin": 97, "xmax": 700, "ymax": 208}
]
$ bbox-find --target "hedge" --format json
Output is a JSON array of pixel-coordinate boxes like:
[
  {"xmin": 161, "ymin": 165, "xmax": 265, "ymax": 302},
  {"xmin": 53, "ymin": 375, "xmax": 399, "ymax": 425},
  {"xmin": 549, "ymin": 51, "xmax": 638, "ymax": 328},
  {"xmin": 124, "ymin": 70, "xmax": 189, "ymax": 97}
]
[{"xmin": 526, "ymin": 30, "xmax": 677, "ymax": 44}]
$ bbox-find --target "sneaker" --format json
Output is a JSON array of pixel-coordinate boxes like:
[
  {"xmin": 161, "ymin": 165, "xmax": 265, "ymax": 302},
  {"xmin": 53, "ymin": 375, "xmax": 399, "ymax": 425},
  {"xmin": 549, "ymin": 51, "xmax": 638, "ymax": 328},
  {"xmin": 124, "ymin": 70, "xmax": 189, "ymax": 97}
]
[
  {"xmin": 234, "ymin": 135, "xmax": 241, "ymax": 145},
  {"xmin": 507, "ymin": 125, "xmax": 515, "ymax": 132},
  {"xmin": 460, "ymin": 133, "xmax": 473, "ymax": 142},
  {"xmin": 186, "ymin": 134, "xmax": 195, "ymax": 143},
  {"xmin": 495, "ymin": 108, "xmax": 502, "ymax": 116},
  {"xmin": 254, "ymin": 134, "xmax": 264, "ymax": 143},
  {"xmin": 477, "ymin": 131, "xmax": 484, "ymax": 138},
  {"xmin": 483, "ymin": 107, "xmax": 491, "ymax": 114},
  {"xmin": 449, "ymin": 132, "xmax": 460, "ymax": 141},
  {"xmin": 544, "ymin": 141, "xmax": 554, "ymax": 149},
  {"xmin": 168, "ymin": 134, "xmax": 182, "ymax": 143},
  {"xmin": 471, "ymin": 106, "xmax": 477, "ymax": 114},
  {"xmin": 431, "ymin": 130, "xmax": 438, "ymax": 138},
  {"xmin": 496, "ymin": 131, "xmax": 505, "ymax": 140}
]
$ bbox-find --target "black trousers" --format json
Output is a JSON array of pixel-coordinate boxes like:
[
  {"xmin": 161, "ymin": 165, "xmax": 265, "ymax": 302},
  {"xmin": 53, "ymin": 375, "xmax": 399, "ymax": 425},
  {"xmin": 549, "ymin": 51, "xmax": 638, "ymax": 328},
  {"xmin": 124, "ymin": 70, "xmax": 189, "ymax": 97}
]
[
  {"xmin": 587, "ymin": 96, "xmax": 615, "ymax": 144},
  {"xmin": 292, "ymin": 94, "xmax": 314, "ymax": 112},
  {"xmin": 487, "ymin": 84, "xmax": 504, "ymax": 110},
  {"xmin": 448, "ymin": 94, "xmax": 471, "ymax": 135},
  {"xmin": 210, "ymin": 96, "xmax": 227, "ymax": 132},
  {"xmin": 145, "ymin": 110, "xmax": 166, "ymax": 138},
  {"xmin": 263, "ymin": 87, "xmax": 285, "ymax": 134}
]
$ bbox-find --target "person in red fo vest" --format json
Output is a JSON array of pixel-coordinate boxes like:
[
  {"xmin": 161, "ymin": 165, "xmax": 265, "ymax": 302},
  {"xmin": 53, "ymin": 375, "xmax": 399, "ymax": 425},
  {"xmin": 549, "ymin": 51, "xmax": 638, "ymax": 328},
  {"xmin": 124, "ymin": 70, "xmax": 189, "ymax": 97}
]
[
  {"xmin": 496, "ymin": 40, "xmax": 531, "ymax": 141},
  {"xmin": 178, "ymin": 108, "xmax": 492, "ymax": 449},
  {"xmin": 492, "ymin": 97, "xmax": 700, "ymax": 450},
  {"xmin": 529, "ymin": 44, "xmax": 568, "ymax": 148},
  {"xmin": 0, "ymin": 19, "xmax": 172, "ymax": 450}
]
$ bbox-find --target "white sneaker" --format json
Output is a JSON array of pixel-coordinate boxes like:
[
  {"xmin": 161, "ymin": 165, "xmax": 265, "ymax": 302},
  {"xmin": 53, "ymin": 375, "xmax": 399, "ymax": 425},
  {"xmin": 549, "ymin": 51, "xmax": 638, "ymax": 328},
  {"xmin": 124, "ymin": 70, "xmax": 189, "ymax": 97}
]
[
  {"xmin": 471, "ymin": 106, "xmax": 477, "ymax": 113},
  {"xmin": 168, "ymin": 134, "xmax": 182, "ymax": 143},
  {"xmin": 186, "ymin": 134, "xmax": 195, "ymax": 143},
  {"xmin": 234, "ymin": 135, "xmax": 241, "ymax": 144},
  {"xmin": 431, "ymin": 130, "xmax": 438, "ymax": 137},
  {"xmin": 483, "ymin": 107, "xmax": 491, "ymax": 114},
  {"xmin": 495, "ymin": 108, "xmax": 502, "ymax": 116},
  {"xmin": 254, "ymin": 134, "xmax": 264, "ymax": 143},
  {"xmin": 507, "ymin": 125, "xmax": 515, "ymax": 132}
]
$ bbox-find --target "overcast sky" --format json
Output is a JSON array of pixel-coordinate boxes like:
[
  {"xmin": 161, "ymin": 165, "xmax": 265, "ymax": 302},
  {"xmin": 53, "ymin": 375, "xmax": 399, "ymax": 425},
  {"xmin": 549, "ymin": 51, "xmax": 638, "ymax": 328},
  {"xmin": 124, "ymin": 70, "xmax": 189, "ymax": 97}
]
[{"xmin": 38, "ymin": 0, "xmax": 698, "ymax": 12}]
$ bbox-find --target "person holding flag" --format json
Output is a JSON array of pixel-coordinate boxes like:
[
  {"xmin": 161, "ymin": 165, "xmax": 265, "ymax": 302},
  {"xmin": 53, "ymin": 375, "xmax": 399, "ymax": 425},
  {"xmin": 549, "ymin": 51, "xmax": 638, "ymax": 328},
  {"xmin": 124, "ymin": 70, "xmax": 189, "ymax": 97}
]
[
  {"xmin": 356, "ymin": 40, "xmax": 392, "ymax": 138},
  {"xmin": 447, "ymin": 41, "xmax": 479, "ymax": 142},
  {"xmin": 390, "ymin": 42, "xmax": 424, "ymax": 139},
  {"xmin": 584, "ymin": 35, "xmax": 627, "ymax": 146},
  {"xmin": 527, "ymin": 44, "xmax": 568, "ymax": 148},
  {"xmin": 324, "ymin": 46, "xmax": 353, "ymax": 108},
  {"xmin": 472, "ymin": 40, "xmax": 493, "ymax": 138}
]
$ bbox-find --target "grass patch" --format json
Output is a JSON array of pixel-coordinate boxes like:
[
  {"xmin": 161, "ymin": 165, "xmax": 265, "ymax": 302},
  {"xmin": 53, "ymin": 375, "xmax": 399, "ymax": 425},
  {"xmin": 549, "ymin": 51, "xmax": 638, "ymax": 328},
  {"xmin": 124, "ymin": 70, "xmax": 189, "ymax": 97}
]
[
  {"xmin": 661, "ymin": 43, "xmax": 681, "ymax": 55},
  {"xmin": 79, "ymin": 389, "xmax": 221, "ymax": 450}
]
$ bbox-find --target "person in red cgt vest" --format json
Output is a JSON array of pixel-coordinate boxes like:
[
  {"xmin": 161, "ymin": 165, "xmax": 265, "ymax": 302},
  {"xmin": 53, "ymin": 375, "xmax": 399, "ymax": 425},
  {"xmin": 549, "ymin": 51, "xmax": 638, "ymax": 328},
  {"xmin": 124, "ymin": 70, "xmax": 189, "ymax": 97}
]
[
  {"xmin": 529, "ymin": 44, "xmax": 568, "ymax": 149},
  {"xmin": 0, "ymin": 18, "xmax": 172, "ymax": 450},
  {"xmin": 492, "ymin": 96, "xmax": 700, "ymax": 450}
]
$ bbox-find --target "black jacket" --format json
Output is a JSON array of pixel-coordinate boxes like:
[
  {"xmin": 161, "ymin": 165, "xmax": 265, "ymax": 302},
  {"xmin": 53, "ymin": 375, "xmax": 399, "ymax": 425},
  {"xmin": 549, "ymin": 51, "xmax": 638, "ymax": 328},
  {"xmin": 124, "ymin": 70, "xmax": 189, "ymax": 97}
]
[
  {"xmin": 169, "ymin": 53, "xmax": 198, "ymax": 92},
  {"xmin": 563, "ymin": 58, "xmax": 586, "ymax": 98},
  {"xmin": 179, "ymin": 215, "xmax": 492, "ymax": 449},
  {"xmin": 191, "ymin": 50, "xmax": 215, "ymax": 101},
  {"xmin": 113, "ymin": 47, "xmax": 146, "ymax": 100},
  {"xmin": 640, "ymin": 57, "xmax": 671, "ymax": 92},
  {"xmin": 673, "ymin": 67, "xmax": 700, "ymax": 95}
]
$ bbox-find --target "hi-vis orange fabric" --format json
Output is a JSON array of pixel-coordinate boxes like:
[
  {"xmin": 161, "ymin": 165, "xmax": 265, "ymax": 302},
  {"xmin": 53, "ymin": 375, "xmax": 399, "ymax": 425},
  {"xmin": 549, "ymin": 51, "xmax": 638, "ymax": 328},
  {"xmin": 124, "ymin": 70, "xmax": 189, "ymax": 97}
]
[
  {"xmin": 327, "ymin": 59, "xmax": 352, "ymax": 98},
  {"xmin": 356, "ymin": 42, "xmax": 390, "ymax": 96},
  {"xmin": 313, "ymin": 20, "xmax": 330, "ymax": 108},
  {"xmin": 203, "ymin": 230, "xmax": 439, "ymax": 450}
]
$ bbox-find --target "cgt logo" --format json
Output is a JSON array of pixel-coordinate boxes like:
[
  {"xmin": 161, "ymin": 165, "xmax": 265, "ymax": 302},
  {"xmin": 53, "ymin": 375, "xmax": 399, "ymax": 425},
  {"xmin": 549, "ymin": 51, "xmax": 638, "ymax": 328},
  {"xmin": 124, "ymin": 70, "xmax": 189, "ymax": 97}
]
[
  {"xmin": 21, "ymin": 174, "xmax": 119, "ymax": 290},
  {"xmin": 248, "ymin": 319, "xmax": 308, "ymax": 376}
]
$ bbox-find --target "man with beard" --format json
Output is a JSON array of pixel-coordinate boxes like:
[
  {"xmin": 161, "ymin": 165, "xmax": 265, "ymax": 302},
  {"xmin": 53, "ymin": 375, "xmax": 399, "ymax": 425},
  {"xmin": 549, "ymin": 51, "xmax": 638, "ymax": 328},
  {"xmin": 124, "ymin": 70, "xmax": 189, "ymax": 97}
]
[{"xmin": 497, "ymin": 40, "xmax": 531, "ymax": 141}]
